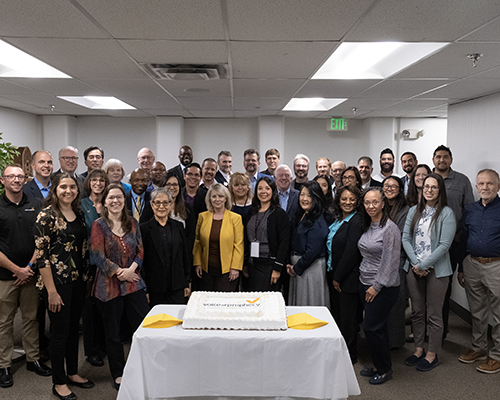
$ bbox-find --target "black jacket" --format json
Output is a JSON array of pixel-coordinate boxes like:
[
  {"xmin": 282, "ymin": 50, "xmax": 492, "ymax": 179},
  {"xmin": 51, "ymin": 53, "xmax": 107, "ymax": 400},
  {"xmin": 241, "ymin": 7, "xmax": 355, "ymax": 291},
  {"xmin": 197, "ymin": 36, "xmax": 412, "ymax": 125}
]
[
  {"xmin": 140, "ymin": 218, "xmax": 191, "ymax": 292},
  {"xmin": 125, "ymin": 191, "xmax": 154, "ymax": 224}
]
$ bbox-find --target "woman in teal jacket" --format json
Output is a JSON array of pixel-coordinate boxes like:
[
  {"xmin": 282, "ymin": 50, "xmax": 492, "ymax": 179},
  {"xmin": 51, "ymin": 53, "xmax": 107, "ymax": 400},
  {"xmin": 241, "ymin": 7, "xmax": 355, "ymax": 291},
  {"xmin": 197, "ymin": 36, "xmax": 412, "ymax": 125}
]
[{"xmin": 402, "ymin": 173, "xmax": 456, "ymax": 372}]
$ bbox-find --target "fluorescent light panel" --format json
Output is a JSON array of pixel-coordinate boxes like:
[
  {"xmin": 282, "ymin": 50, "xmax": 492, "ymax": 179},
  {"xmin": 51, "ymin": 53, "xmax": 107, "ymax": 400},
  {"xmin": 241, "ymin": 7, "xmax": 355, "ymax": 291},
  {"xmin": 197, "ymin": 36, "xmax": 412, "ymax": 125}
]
[
  {"xmin": 283, "ymin": 98, "xmax": 347, "ymax": 111},
  {"xmin": 312, "ymin": 42, "xmax": 449, "ymax": 80},
  {"xmin": 0, "ymin": 40, "xmax": 70, "ymax": 78},
  {"xmin": 58, "ymin": 96, "xmax": 136, "ymax": 110}
]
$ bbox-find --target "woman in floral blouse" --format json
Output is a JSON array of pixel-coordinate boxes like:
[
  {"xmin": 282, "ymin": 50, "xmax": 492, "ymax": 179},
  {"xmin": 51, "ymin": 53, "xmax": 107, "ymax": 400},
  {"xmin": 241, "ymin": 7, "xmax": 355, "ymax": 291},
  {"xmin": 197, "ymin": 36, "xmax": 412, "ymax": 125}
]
[
  {"xmin": 35, "ymin": 173, "xmax": 93, "ymax": 400},
  {"xmin": 90, "ymin": 183, "xmax": 149, "ymax": 390}
]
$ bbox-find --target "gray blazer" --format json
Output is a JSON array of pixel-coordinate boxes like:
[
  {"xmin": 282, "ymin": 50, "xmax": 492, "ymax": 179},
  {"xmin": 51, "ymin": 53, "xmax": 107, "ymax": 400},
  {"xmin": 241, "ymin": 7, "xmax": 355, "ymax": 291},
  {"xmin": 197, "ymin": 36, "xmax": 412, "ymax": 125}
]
[{"xmin": 402, "ymin": 205, "xmax": 456, "ymax": 278}]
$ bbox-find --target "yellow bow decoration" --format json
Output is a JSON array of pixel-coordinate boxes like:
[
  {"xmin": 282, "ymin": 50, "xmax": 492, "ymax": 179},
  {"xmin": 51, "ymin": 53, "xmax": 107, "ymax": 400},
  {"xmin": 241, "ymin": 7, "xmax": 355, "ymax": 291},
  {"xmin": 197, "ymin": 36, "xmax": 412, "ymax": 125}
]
[
  {"xmin": 142, "ymin": 313, "xmax": 183, "ymax": 329},
  {"xmin": 287, "ymin": 313, "xmax": 328, "ymax": 330}
]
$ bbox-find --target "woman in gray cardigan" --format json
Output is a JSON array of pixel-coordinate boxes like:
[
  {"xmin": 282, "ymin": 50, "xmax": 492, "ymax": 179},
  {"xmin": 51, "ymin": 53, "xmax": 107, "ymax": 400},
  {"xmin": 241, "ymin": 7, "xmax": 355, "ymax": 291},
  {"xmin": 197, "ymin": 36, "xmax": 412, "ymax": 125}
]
[{"xmin": 402, "ymin": 173, "xmax": 456, "ymax": 372}]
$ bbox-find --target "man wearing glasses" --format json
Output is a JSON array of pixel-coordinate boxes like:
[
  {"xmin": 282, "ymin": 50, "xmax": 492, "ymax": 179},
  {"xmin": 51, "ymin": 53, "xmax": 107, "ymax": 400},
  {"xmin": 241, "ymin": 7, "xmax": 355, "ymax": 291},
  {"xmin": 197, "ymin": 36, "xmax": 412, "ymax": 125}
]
[
  {"xmin": 52, "ymin": 146, "xmax": 84, "ymax": 188},
  {"xmin": 0, "ymin": 164, "xmax": 51, "ymax": 388}
]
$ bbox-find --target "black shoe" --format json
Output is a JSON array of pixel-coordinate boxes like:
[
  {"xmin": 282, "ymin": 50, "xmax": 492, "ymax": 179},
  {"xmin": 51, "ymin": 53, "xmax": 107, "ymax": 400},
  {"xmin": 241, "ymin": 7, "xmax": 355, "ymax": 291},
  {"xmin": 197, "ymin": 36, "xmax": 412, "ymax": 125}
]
[
  {"xmin": 0, "ymin": 367, "xmax": 13, "ymax": 388},
  {"xmin": 85, "ymin": 355, "xmax": 104, "ymax": 367},
  {"xmin": 405, "ymin": 351, "xmax": 426, "ymax": 366},
  {"xmin": 369, "ymin": 370, "xmax": 393, "ymax": 385},
  {"xmin": 27, "ymin": 360, "xmax": 52, "ymax": 376},
  {"xmin": 417, "ymin": 355, "xmax": 439, "ymax": 372},
  {"xmin": 359, "ymin": 367, "xmax": 377, "ymax": 377},
  {"xmin": 67, "ymin": 377, "xmax": 95, "ymax": 389},
  {"xmin": 52, "ymin": 385, "xmax": 76, "ymax": 400}
]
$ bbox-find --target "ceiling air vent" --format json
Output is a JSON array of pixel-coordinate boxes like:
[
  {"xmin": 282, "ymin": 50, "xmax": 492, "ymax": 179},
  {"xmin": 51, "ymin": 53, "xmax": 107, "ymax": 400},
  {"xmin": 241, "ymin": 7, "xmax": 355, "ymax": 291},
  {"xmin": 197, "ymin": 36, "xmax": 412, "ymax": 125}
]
[{"xmin": 141, "ymin": 63, "xmax": 228, "ymax": 81}]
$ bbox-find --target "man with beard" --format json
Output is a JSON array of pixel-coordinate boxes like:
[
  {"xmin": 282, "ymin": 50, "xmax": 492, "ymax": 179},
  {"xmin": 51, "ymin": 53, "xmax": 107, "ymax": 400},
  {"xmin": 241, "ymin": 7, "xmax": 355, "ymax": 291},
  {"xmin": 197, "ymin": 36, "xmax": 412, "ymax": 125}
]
[
  {"xmin": 147, "ymin": 161, "xmax": 167, "ymax": 192},
  {"xmin": 201, "ymin": 158, "xmax": 217, "ymax": 190},
  {"xmin": 125, "ymin": 168, "xmax": 154, "ymax": 224},
  {"xmin": 182, "ymin": 163, "xmax": 207, "ymax": 220},
  {"xmin": 400, "ymin": 152, "xmax": 418, "ymax": 195},
  {"xmin": 168, "ymin": 146, "xmax": 193, "ymax": 188},
  {"xmin": 432, "ymin": 144, "xmax": 474, "ymax": 340},
  {"xmin": 372, "ymin": 148, "xmax": 400, "ymax": 182},
  {"xmin": 291, "ymin": 154, "xmax": 309, "ymax": 192},
  {"xmin": 243, "ymin": 149, "xmax": 268, "ymax": 194},
  {"xmin": 357, "ymin": 156, "xmax": 382, "ymax": 189},
  {"xmin": 215, "ymin": 151, "xmax": 232, "ymax": 186}
]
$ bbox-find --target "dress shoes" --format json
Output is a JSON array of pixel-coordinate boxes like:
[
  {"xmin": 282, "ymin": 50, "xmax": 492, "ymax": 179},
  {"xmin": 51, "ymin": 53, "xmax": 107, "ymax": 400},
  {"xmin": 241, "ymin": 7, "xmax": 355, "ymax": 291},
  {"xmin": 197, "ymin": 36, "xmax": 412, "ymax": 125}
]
[
  {"xmin": 27, "ymin": 360, "xmax": 52, "ymax": 376},
  {"xmin": 85, "ymin": 355, "xmax": 104, "ymax": 367},
  {"xmin": 417, "ymin": 355, "xmax": 439, "ymax": 372},
  {"xmin": 52, "ymin": 385, "xmax": 76, "ymax": 400},
  {"xmin": 67, "ymin": 377, "xmax": 95, "ymax": 389},
  {"xmin": 0, "ymin": 367, "xmax": 13, "ymax": 388},
  {"xmin": 405, "ymin": 351, "xmax": 426, "ymax": 366},
  {"xmin": 369, "ymin": 370, "xmax": 393, "ymax": 385}
]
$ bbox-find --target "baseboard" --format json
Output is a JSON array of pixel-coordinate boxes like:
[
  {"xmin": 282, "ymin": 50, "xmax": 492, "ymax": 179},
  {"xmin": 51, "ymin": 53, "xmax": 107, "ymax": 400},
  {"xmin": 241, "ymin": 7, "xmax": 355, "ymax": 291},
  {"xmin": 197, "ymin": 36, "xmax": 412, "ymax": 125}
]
[{"xmin": 450, "ymin": 299, "xmax": 472, "ymax": 325}]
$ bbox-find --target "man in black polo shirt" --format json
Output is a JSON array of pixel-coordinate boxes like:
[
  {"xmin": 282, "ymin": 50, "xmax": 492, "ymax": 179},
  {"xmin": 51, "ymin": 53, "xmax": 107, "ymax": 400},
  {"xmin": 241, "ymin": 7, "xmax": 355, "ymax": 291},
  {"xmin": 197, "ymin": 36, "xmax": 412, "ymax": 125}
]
[{"xmin": 0, "ymin": 164, "xmax": 51, "ymax": 388}]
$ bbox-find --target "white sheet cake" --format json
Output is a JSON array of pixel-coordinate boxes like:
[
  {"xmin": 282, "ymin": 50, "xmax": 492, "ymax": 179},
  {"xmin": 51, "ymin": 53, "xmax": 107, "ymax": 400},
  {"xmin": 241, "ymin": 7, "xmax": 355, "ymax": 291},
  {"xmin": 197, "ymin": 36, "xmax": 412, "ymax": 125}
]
[{"xmin": 182, "ymin": 291, "xmax": 287, "ymax": 330}]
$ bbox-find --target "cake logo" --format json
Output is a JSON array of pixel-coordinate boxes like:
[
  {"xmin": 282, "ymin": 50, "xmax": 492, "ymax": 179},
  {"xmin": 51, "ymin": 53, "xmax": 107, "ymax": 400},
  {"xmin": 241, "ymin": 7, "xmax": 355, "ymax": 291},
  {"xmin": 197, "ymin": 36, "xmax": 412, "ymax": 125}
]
[
  {"xmin": 203, "ymin": 297, "xmax": 261, "ymax": 309},
  {"xmin": 246, "ymin": 297, "xmax": 260, "ymax": 303}
]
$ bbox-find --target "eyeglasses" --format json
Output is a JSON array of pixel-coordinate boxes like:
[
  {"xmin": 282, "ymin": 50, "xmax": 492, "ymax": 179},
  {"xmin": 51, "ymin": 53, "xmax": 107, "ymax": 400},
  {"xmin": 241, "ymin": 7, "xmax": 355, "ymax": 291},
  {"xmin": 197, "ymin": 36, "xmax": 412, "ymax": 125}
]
[
  {"xmin": 364, "ymin": 200, "xmax": 381, "ymax": 208},
  {"xmin": 2, "ymin": 174, "xmax": 25, "ymax": 180},
  {"xmin": 383, "ymin": 184, "xmax": 399, "ymax": 191},
  {"xmin": 107, "ymin": 195, "xmax": 124, "ymax": 201},
  {"xmin": 152, "ymin": 201, "xmax": 171, "ymax": 208},
  {"xmin": 165, "ymin": 183, "xmax": 179, "ymax": 188},
  {"xmin": 90, "ymin": 178, "xmax": 105, "ymax": 183},
  {"xmin": 423, "ymin": 185, "xmax": 439, "ymax": 192},
  {"xmin": 60, "ymin": 156, "xmax": 78, "ymax": 161}
]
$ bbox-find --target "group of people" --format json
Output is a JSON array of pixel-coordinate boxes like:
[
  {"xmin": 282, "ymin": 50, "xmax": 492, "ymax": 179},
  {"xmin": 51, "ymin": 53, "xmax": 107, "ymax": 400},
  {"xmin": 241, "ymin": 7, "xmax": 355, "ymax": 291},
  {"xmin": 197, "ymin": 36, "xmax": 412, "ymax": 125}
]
[{"xmin": 0, "ymin": 142, "xmax": 498, "ymax": 399}]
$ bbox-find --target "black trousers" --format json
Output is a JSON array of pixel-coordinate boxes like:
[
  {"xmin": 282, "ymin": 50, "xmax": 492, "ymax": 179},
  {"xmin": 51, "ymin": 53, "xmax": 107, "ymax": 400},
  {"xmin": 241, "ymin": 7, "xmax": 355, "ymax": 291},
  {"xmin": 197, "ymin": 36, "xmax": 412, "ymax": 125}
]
[
  {"xmin": 360, "ymin": 284, "xmax": 399, "ymax": 375},
  {"xmin": 102, "ymin": 289, "xmax": 149, "ymax": 380},
  {"xmin": 201, "ymin": 270, "xmax": 239, "ymax": 292},
  {"xmin": 46, "ymin": 280, "xmax": 85, "ymax": 385},
  {"xmin": 248, "ymin": 258, "xmax": 281, "ymax": 292},
  {"xmin": 149, "ymin": 290, "xmax": 186, "ymax": 308},
  {"xmin": 82, "ymin": 295, "xmax": 106, "ymax": 358}
]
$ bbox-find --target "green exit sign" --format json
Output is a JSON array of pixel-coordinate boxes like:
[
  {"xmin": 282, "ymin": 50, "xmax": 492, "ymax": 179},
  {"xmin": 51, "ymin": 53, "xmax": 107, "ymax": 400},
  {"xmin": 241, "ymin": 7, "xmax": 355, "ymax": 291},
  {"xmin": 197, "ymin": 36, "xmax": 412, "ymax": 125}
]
[{"xmin": 327, "ymin": 118, "xmax": 348, "ymax": 131}]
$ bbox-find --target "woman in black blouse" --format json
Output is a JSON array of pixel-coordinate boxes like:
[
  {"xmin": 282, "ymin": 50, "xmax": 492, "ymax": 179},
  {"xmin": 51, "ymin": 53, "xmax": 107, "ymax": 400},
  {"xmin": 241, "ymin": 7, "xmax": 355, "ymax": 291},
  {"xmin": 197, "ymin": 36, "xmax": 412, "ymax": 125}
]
[
  {"xmin": 35, "ymin": 173, "xmax": 93, "ymax": 400},
  {"xmin": 246, "ymin": 176, "xmax": 290, "ymax": 292}
]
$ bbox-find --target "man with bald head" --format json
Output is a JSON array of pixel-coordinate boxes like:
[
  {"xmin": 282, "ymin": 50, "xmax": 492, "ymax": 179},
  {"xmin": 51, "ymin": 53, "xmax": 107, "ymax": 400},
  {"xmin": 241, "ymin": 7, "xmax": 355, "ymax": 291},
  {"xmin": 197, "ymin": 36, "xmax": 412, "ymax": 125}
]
[
  {"xmin": 147, "ymin": 161, "xmax": 167, "ymax": 192},
  {"xmin": 52, "ymin": 146, "xmax": 84, "ymax": 189},
  {"xmin": 168, "ymin": 145, "xmax": 193, "ymax": 188},
  {"xmin": 331, "ymin": 160, "xmax": 346, "ymax": 190},
  {"xmin": 125, "ymin": 168, "xmax": 154, "ymax": 224},
  {"xmin": 137, "ymin": 148, "xmax": 155, "ymax": 174},
  {"xmin": 23, "ymin": 150, "xmax": 53, "ymax": 200}
]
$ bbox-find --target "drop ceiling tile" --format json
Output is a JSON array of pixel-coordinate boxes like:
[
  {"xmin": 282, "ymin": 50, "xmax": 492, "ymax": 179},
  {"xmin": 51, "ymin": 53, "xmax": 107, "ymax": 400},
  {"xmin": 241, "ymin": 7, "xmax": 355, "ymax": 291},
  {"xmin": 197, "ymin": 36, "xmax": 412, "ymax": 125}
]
[
  {"xmin": 99, "ymin": 110, "xmax": 153, "ymax": 117},
  {"xmin": 415, "ymin": 79, "xmax": 500, "ymax": 99},
  {"xmin": 346, "ymin": 0, "xmax": 500, "ymax": 42},
  {"xmin": 227, "ymin": 0, "xmax": 374, "ymax": 41},
  {"xmin": 8, "ymin": 94, "xmax": 82, "ymax": 109},
  {"xmin": 296, "ymin": 80, "xmax": 378, "ymax": 98},
  {"xmin": 157, "ymin": 80, "xmax": 231, "ymax": 97},
  {"xmin": 332, "ymin": 98, "xmax": 404, "ymax": 111},
  {"xmin": 378, "ymin": 100, "xmax": 449, "ymax": 112},
  {"xmin": 231, "ymin": 41, "xmax": 339, "ymax": 79},
  {"xmin": 0, "ymin": 0, "xmax": 106, "ymax": 38},
  {"xmin": 472, "ymin": 66, "xmax": 500, "ymax": 79},
  {"xmin": 189, "ymin": 110, "xmax": 235, "ymax": 118},
  {"xmin": 233, "ymin": 79, "xmax": 306, "ymax": 98},
  {"xmin": 82, "ymin": 79, "xmax": 168, "ymax": 97},
  {"xmin": 355, "ymin": 80, "xmax": 450, "ymax": 98},
  {"xmin": 177, "ymin": 97, "xmax": 232, "ymax": 110},
  {"xmin": 234, "ymin": 110, "xmax": 279, "ymax": 117},
  {"xmin": 361, "ymin": 110, "xmax": 410, "ymax": 118},
  {"xmin": 78, "ymin": 0, "xmax": 225, "ymax": 40},
  {"xmin": 7, "ymin": 78, "xmax": 105, "ymax": 96},
  {"xmin": 393, "ymin": 43, "xmax": 500, "ymax": 79},
  {"xmin": 0, "ymin": 79, "xmax": 45, "ymax": 96},
  {"xmin": 459, "ymin": 16, "xmax": 500, "ymax": 42},
  {"xmin": 118, "ymin": 40, "xmax": 228, "ymax": 64},
  {"xmin": 117, "ymin": 95, "xmax": 184, "ymax": 110},
  {"xmin": 234, "ymin": 98, "xmax": 288, "ymax": 111},
  {"xmin": 142, "ymin": 109, "xmax": 194, "ymax": 118},
  {"xmin": 6, "ymin": 38, "xmax": 146, "ymax": 79},
  {"xmin": 0, "ymin": 97, "xmax": 41, "ymax": 109}
]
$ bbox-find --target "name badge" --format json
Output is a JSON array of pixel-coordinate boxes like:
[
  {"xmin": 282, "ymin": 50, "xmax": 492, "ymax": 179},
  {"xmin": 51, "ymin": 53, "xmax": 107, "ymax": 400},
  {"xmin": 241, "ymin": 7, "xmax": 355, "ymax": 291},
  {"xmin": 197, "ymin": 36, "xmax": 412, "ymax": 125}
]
[{"xmin": 250, "ymin": 241, "xmax": 260, "ymax": 258}]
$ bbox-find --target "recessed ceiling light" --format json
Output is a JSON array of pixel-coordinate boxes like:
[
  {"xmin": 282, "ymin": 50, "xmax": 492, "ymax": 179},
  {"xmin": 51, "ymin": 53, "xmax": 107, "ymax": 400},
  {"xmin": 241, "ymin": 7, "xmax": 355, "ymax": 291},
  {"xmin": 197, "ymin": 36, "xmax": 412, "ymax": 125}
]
[
  {"xmin": 0, "ymin": 40, "xmax": 70, "ymax": 78},
  {"xmin": 312, "ymin": 42, "xmax": 448, "ymax": 80},
  {"xmin": 57, "ymin": 96, "xmax": 136, "ymax": 110},
  {"xmin": 283, "ymin": 98, "xmax": 347, "ymax": 111}
]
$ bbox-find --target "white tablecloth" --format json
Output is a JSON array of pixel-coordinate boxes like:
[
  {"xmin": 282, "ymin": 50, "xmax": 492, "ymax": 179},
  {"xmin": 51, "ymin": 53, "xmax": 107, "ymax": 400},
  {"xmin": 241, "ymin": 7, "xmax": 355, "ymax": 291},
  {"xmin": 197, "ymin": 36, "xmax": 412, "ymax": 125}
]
[{"xmin": 117, "ymin": 305, "xmax": 360, "ymax": 400}]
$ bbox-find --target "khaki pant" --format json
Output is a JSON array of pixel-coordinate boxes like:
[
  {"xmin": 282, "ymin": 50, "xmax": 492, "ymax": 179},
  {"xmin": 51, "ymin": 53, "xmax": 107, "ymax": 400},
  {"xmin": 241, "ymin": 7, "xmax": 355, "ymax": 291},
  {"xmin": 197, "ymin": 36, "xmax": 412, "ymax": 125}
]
[
  {"xmin": 464, "ymin": 255, "xmax": 500, "ymax": 361},
  {"xmin": 0, "ymin": 279, "xmax": 39, "ymax": 367}
]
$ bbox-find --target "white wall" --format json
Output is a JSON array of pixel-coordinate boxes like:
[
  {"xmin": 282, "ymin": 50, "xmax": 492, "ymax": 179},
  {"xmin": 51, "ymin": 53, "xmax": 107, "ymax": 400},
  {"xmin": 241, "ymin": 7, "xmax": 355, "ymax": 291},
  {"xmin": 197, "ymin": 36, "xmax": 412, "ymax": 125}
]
[
  {"xmin": 447, "ymin": 93, "xmax": 500, "ymax": 310},
  {"xmin": 0, "ymin": 107, "xmax": 42, "ymax": 152}
]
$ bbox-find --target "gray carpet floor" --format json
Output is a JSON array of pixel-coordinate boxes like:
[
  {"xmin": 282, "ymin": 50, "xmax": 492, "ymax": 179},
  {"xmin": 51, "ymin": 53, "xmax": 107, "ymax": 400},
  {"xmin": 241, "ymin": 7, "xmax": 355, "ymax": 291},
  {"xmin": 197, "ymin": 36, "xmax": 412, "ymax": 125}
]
[{"xmin": 4, "ymin": 311, "xmax": 499, "ymax": 400}]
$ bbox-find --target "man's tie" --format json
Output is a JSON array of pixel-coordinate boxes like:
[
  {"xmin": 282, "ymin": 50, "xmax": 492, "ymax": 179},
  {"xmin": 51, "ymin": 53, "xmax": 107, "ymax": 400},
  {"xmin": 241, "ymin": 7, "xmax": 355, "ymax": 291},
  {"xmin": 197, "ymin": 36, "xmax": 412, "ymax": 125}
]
[{"xmin": 134, "ymin": 196, "xmax": 142, "ymax": 221}]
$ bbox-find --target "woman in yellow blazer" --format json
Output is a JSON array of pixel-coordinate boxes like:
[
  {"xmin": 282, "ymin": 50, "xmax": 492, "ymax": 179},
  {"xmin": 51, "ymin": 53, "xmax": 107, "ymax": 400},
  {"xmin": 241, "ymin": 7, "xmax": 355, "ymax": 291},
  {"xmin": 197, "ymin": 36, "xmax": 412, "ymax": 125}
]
[{"xmin": 193, "ymin": 183, "xmax": 244, "ymax": 291}]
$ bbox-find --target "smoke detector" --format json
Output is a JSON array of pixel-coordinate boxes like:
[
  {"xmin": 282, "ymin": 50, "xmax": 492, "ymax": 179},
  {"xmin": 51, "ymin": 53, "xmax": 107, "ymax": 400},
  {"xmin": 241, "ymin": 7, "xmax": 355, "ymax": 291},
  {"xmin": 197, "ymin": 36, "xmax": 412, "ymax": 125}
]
[{"xmin": 141, "ymin": 63, "xmax": 228, "ymax": 81}]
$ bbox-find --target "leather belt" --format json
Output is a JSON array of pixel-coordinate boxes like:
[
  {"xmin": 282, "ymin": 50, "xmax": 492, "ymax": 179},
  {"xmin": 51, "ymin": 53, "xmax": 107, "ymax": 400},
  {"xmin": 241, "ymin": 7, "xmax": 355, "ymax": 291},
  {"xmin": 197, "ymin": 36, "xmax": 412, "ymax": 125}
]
[{"xmin": 472, "ymin": 256, "xmax": 500, "ymax": 264}]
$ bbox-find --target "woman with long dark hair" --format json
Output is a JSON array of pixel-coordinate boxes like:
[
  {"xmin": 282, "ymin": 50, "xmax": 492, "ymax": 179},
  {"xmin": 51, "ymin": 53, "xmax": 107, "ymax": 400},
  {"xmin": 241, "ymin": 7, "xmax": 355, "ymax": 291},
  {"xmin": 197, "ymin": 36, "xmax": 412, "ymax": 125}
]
[
  {"xmin": 314, "ymin": 174, "xmax": 335, "ymax": 224},
  {"xmin": 406, "ymin": 164, "xmax": 431, "ymax": 207},
  {"xmin": 246, "ymin": 177, "xmax": 290, "ymax": 291},
  {"xmin": 91, "ymin": 184, "xmax": 149, "ymax": 390},
  {"xmin": 402, "ymin": 173, "xmax": 456, "ymax": 372},
  {"xmin": 326, "ymin": 184, "xmax": 363, "ymax": 363},
  {"xmin": 287, "ymin": 180, "xmax": 329, "ymax": 307},
  {"xmin": 35, "ymin": 173, "xmax": 94, "ymax": 399},
  {"xmin": 358, "ymin": 187, "xmax": 401, "ymax": 385}
]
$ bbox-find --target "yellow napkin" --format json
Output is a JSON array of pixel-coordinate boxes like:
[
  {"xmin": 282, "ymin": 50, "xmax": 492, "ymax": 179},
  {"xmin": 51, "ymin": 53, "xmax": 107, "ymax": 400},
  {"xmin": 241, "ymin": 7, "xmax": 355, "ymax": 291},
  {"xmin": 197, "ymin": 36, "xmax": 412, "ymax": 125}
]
[
  {"xmin": 287, "ymin": 313, "xmax": 328, "ymax": 330},
  {"xmin": 142, "ymin": 313, "xmax": 183, "ymax": 329}
]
